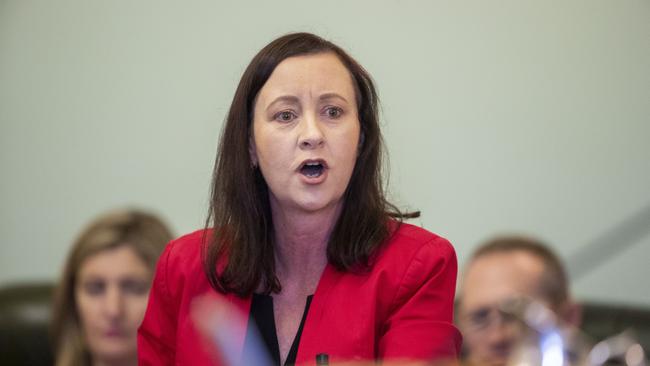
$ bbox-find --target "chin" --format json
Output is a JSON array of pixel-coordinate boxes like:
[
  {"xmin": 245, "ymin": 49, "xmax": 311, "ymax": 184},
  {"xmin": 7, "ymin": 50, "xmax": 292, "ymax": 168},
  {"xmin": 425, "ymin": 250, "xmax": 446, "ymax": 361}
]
[
  {"xmin": 484, "ymin": 357, "xmax": 509, "ymax": 366},
  {"xmin": 295, "ymin": 201, "xmax": 329, "ymax": 213},
  {"xmin": 469, "ymin": 355, "xmax": 508, "ymax": 366},
  {"xmin": 92, "ymin": 341, "xmax": 136, "ymax": 362},
  {"xmin": 297, "ymin": 196, "xmax": 343, "ymax": 214}
]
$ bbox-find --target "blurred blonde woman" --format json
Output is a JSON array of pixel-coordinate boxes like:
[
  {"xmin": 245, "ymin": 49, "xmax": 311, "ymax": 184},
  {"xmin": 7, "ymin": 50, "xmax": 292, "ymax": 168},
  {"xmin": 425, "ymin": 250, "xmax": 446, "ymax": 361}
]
[{"xmin": 51, "ymin": 209, "xmax": 173, "ymax": 366}]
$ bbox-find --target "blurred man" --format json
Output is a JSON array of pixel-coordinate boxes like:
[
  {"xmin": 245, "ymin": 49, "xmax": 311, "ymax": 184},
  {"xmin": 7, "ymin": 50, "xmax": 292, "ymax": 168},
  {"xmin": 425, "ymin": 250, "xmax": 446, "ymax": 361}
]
[{"xmin": 456, "ymin": 236, "xmax": 581, "ymax": 366}]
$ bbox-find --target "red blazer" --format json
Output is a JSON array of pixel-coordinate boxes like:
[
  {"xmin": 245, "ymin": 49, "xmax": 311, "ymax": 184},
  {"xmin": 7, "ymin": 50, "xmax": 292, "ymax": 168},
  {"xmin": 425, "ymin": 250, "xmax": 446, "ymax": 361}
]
[{"xmin": 138, "ymin": 222, "xmax": 461, "ymax": 365}]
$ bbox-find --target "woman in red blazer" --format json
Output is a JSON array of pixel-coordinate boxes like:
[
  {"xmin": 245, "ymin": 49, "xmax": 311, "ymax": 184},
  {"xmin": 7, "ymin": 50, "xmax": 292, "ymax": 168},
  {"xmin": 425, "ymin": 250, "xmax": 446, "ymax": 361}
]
[{"xmin": 138, "ymin": 32, "xmax": 461, "ymax": 365}]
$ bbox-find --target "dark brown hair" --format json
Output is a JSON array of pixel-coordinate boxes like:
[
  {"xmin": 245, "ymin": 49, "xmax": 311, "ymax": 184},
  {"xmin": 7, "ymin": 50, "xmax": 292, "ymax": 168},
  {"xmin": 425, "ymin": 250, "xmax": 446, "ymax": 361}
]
[
  {"xmin": 51, "ymin": 209, "xmax": 173, "ymax": 366},
  {"xmin": 470, "ymin": 235, "xmax": 570, "ymax": 307},
  {"xmin": 204, "ymin": 32, "xmax": 417, "ymax": 297}
]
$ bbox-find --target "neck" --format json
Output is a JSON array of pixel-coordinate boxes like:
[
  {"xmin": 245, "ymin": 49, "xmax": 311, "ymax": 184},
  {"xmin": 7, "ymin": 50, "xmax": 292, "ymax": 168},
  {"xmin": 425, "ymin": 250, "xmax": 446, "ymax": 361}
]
[{"xmin": 270, "ymin": 199, "xmax": 343, "ymax": 283}]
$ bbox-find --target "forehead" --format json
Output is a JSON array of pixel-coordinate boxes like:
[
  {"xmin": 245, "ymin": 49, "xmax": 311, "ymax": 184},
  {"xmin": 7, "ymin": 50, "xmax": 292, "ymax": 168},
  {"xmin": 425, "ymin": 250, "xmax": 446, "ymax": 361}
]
[
  {"xmin": 256, "ymin": 52, "xmax": 357, "ymax": 104},
  {"xmin": 77, "ymin": 245, "xmax": 149, "ymax": 279},
  {"xmin": 460, "ymin": 251, "xmax": 548, "ymax": 310}
]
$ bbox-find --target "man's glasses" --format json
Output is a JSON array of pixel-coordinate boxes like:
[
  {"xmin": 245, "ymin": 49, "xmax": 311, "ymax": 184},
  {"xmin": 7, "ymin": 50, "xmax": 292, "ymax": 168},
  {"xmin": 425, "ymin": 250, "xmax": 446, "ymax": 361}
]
[{"xmin": 462, "ymin": 305, "xmax": 521, "ymax": 333}]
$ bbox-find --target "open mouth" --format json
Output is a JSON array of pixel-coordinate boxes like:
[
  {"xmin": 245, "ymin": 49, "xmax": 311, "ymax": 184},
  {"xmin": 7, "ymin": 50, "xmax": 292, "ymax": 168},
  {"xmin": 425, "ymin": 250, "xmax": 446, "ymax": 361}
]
[{"xmin": 299, "ymin": 160, "xmax": 326, "ymax": 178}]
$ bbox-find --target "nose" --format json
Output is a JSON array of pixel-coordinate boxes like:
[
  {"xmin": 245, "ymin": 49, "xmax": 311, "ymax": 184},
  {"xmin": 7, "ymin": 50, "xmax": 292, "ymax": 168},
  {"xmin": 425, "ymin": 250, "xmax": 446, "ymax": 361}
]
[
  {"xmin": 486, "ymin": 316, "xmax": 519, "ymax": 351},
  {"xmin": 298, "ymin": 113, "xmax": 324, "ymax": 149},
  {"xmin": 104, "ymin": 285, "xmax": 124, "ymax": 319},
  {"xmin": 488, "ymin": 321, "xmax": 511, "ymax": 341}
]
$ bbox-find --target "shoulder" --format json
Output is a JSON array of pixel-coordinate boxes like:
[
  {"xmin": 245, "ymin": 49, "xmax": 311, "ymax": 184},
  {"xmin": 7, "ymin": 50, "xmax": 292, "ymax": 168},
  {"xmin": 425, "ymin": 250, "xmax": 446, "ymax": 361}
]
[
  {"xmin": 366, "ymin": 221, "xmax": 458, "ymax": 301},
  {"xmin": 154, "ymin": 229, "xmax": 212, "ymax": 299},
  {"xmin": 140, "ymin": 229, "xmax": 224, "ymax": 364},
  {"xmin": 377, "ymin": 221, "xmax": 456, "ymax": 267},
  {"xmin": 371, "ymin": 222, "xmax": 458, "ymax": 318},
  {"xmin": 162, "ymin": 229, "xmax": 209, "ymax": 268}
]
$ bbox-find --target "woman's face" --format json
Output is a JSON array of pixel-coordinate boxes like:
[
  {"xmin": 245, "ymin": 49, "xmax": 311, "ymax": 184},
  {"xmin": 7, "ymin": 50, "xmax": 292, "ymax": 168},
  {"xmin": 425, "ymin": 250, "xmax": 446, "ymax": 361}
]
[
  {"xmin": 251, "ymin": 52, "xmax": 361, "ymax": 215},
  {"xmin": 75, "ymin": 245, "xmax": 151, "ymax": 364}
]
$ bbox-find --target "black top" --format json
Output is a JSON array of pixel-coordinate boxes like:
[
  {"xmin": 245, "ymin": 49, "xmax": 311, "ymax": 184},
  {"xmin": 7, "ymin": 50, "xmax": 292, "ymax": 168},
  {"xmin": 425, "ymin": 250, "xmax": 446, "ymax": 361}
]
[{"xmin": 243, "ymin": 293, "xmax": 314, "ymax": 366}]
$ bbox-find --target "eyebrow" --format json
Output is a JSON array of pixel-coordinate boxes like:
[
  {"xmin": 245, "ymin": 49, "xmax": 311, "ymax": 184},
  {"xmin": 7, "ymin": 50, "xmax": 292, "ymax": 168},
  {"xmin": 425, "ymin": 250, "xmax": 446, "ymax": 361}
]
[
  {"xmin": 265, "ymin": 93, "xmax": 350, "ymax": 112},
  {"xmin": 319, "ymin": 93, "xmax": 349, "ymax": 104},
  {"xmin": 265, "ymin": 95, "xmax": 300, "ymax": 112}
]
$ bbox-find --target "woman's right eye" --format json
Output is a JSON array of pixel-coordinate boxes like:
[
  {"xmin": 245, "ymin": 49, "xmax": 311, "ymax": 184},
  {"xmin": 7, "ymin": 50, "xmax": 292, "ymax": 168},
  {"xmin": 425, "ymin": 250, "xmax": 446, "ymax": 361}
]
[
  {"xmin": 83, "ymin": 281, "xmax": 105, "ymax": 295},
  {"xmin": 274, "ymin": 110, "xmax": 296, "ymax": 122}
]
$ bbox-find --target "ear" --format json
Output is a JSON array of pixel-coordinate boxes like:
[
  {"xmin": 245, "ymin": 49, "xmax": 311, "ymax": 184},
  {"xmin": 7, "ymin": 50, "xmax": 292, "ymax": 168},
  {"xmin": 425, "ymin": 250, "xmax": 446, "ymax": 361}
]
[
  {"xmin": 249, "ymin": 133, "xmax": 258, "ymax": 167},
  {"xmin": 560, "ymin": 299, "xmax": 582, "ymax": 327}
]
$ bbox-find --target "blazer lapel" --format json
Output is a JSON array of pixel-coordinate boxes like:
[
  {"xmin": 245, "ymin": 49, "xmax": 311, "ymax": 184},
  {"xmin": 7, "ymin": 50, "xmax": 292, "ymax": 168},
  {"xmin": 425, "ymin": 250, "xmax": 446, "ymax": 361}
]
[{"xmin": 295, "ymin": 264, "xmax": 344, "ymax": 364}]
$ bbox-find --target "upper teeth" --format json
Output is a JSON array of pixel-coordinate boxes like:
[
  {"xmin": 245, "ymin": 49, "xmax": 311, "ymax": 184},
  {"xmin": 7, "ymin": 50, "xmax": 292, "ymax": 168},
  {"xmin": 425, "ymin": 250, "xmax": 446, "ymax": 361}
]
[{"xmin": 306, "ymin": 162, "xmax": 320, "ymax": 166}]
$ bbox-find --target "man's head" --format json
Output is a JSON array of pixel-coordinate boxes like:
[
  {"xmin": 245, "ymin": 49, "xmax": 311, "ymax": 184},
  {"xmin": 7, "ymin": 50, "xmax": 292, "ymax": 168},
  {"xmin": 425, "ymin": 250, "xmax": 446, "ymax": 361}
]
[{"xmin": 457, "ymin": 236, "xmax": 579, "ymax": 366}]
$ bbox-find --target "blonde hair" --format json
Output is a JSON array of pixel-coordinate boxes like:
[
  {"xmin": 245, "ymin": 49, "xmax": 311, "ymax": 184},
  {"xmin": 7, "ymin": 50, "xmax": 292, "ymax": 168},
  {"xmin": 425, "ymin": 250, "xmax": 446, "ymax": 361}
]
[{"xmin": 51, "ymin": 208, "xmax": 173, "ymax": 366}]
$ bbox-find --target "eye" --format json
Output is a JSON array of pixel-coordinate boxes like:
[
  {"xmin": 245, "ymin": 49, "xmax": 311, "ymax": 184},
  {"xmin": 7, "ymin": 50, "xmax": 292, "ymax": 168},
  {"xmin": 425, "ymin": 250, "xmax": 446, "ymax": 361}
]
[
  {"xmin": 467, "ymin": 308, "xmax": 492, "ymax": 329},
  {"xmin": 324, "ymin": 106, "xmax": 343, "ymax": 119},
  {"xmin": 82, "ymin": 280, "xmax": 105, "ymax": 296},
  {"xmin": 274, "ymin": 110, "xmax": 297, "ymax": 123},
  {"xmin": 121, "ymin": 278, "xmax": 149, "ymax": 296}
]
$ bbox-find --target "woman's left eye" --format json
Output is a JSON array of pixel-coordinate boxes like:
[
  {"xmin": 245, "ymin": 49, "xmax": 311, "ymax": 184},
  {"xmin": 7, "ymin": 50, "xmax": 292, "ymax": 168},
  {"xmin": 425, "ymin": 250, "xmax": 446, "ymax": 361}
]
[
  {"xmin": 121, "ymin": 279, "xmax": 149, "ymax": 295},
  {"xmin": 324, "ymin": 107, "xmax": 343, "ymax": 119}
]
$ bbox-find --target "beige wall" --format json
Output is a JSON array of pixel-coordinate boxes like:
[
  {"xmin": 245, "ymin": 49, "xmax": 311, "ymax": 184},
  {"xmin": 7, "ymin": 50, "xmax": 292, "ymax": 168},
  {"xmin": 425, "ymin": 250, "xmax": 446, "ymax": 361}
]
[{"xmin": 1, "ymin": 0, "xmax": 649, "ymax": 305}]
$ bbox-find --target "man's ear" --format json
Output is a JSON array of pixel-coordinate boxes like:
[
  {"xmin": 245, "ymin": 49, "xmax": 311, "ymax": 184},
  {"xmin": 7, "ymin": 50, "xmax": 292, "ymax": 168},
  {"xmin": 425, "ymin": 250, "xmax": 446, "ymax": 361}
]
[{"xmin": 560, "ymin": 299, "xmax": 582, "ymax": 327}]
